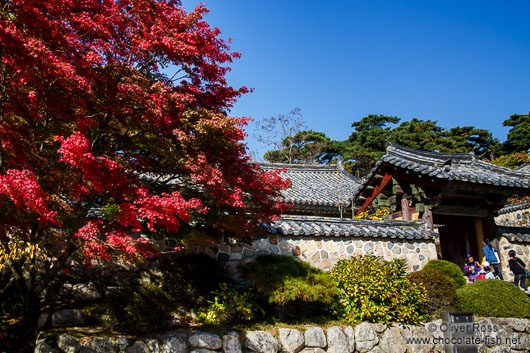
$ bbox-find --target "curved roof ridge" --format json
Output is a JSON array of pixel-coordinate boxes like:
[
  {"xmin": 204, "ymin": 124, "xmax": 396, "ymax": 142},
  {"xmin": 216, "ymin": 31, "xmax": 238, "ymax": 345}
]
[
  {"xmin": 497, "ymin": 201, "xmax": 530, "ymax": 215},
  {"xmin": 261, "ymin": 162, "xmax": 344, "ymax": 170},
  {"xmin": 269, "ymin": 214, "xmax": 436, "ymax": 239},
  {"xmin": 354, "ymin": 143, "xmax": 530, "ymax": 205},
  {"xmin": 386, "ymin": 143, "xmax": 530, "ymax": 177},
  {"xmin": 386, "ymin": 142, "xmax": 474, "ymax": 161},
  {"xmin": 516, "ymin": 164, "xmax": 530, "ymax": 173},
  {"xmin": 471, "ymin": 158, "xmax": 530, "ymax": 176},
  {"xmin": 278, "ymin": 214, "xmax": 426, "ymax": 227},
  {"xmin": 260, "ymin": 162, "xmax": 361, "ymax": 182},
  {"xmin": 497, "ymin": 225, "xmax": 530, "ymax": 243}
]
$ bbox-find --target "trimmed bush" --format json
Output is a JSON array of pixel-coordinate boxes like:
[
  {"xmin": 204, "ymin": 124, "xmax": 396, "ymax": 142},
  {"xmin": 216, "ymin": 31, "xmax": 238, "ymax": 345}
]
[
  {"xmin": 423, "ymin": 259, "xmax": 466, "ymax": 289},
  {"xmin": 330, "ymin": 255, "xmax": 427, "ymax": 325},
  {"xmin": 407, "ymin": 268, "xmax": 458, "ymax": 317},
  {"xmin": 160, "ymin": 253, "xmax": 226, "ymax": 308},
  {"xmin": 96, "ymin": 282, "xmax": 175, "ymax": 333},
  {"xmin": 457, "ymin": 279, "xmax": 530, "ymax": 318},
  {"xmin": 198, "ymin": 282, "xmax": 257, "ymax": 325},
  {"xmin": 239, "ymin": 254, "xmax": 339, "ymax": 320}
]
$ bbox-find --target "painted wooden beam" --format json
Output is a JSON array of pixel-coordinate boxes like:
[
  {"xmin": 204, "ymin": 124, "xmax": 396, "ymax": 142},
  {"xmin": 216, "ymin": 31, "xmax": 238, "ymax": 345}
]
[
  {"xmin": 355, "ymin": 173, "xmax": 393, "ymax": 215},
  {"xmin": 432, "ymin": 205, "xmax": 488, "ymax": 217}
]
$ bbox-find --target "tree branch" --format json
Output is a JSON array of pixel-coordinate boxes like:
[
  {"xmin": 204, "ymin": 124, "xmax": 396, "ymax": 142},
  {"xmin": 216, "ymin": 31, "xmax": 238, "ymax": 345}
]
[{"xmin": 35, "ymin": 242, "xmax": 77, "ymax": 296}]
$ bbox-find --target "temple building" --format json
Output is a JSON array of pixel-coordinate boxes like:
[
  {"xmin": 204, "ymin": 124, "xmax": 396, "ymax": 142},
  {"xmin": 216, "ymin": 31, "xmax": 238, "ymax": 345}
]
[
  {"xmin": 212, "ymin": 143, "xmax": 530, "ymax": 280},
  {"xmin": 164, "ymin": 143, "xmax": 530, "ymax": 280},
  {"xmin": 351, "ymin": 143, "xmax": 530, "ymax": 270}
]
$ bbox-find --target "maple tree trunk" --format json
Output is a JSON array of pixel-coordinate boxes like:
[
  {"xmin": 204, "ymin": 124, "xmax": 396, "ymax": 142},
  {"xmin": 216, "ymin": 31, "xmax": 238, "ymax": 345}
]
[
  {"xmin": 3, "ymin": 258, "xmax": 41, "ymax": 352},
  {"xmin": 20, "ymin": 291, "xmax": 41, "ymax": 349}
]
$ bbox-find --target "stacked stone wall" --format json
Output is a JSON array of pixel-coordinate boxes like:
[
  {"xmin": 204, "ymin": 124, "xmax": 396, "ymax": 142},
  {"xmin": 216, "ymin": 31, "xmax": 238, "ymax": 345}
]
[
  {"xmin": 36, "ymin": 318, "xmax": 530, "ymax": 353},
  {"xmin": 498, "ymin": 237, "xmax": 530, "ymax": 281},
  {"xmin": 209, "ymin": 235, "xmax": 437, "ymax": 273},
  {"xmin": 495, "ymin": 208, "xmax": 530, "ymax": 227}
]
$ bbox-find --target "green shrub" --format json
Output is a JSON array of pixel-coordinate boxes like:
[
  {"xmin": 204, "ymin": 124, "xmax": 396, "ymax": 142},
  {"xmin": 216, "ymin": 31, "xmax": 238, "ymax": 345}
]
[
  {"xmin": 95, "ymin": 282, "xmax": 174, "ymax": 333},
  {"xmin": 330, "ymin": 255, "xmax": 427, "ymax": 325},
  {"xmin": 457, "ymin": 279, "xmax": 530, "ymax": 318},
  {"xmin": 423, "ymin": 259, "xmax": 466, "ymax": 289},
  {"xmin": 407, "ymin": 268, "xmax": 458, "ymax": 317},
  {"xmin": 198, "ymin": 283, "xmax": 257, "ymax": 325},
  {"xmin": 239, "ymin": 254, "xmax": 339, "ymax": 320},
  {"xmin": 161, "ymin": 253, "xmax": 226, "ymax": 308}
]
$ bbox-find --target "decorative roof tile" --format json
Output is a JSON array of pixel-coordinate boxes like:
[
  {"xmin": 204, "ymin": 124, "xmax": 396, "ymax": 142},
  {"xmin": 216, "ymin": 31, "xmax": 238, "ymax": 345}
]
[
  {"xmin": 354, "ymin": 144, "xmax": 530, "ymax": 202},
  {"xmin": 267, "ymin": 215, "xmax": 436, "ymax": 240},
  {"xmin": 516, "ymin": 165, "xmax": 530, "ymax": 173},
  {"xmin": 498, "ymin": 226, "xmax": 530, "ymax": 243},
  {"xmin": 497, "ymin": 201, "xmax": 530, "ymax": 215},
  {"xmin": 260, "ymin": 163, "xmax": 361, "ymax": 207},
  {"xmin": 380, "ymin": 143, "xmax": 530, "ymax": 187}
]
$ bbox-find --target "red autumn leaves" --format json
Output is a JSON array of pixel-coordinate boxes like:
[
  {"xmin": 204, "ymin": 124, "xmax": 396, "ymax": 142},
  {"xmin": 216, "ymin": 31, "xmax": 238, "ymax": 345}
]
[{"xmin": 0, "ymin": 0, "xmax": 289, "ymax": 262}]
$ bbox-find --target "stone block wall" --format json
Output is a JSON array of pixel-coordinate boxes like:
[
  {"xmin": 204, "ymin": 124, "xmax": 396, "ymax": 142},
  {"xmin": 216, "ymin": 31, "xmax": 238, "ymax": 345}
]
[
  {"xmin": 498, "ymin": 237, "xmax": 530, "ymax": 281},
  {"xmin": 495, "ymin": 208, "xmax": 530, "ymax": 227},
  {"xmin": 210, "ymin": 235, "xmax": 438, "ymax": 273},
  {"xmin": 36, "ymin": 318, "xmax": 530, "ymax": 353}
]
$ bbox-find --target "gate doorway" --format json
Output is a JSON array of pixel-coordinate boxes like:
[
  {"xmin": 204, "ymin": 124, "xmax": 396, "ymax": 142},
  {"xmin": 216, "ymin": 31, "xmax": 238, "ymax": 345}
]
[{"xmin": 434, "ymin": 215, "xmax": 481, "ymax": 270}]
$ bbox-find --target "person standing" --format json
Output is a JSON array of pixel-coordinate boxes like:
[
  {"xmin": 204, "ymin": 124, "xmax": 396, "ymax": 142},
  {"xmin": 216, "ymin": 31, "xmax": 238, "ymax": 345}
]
[
  {"xmin": 483, "ymin": 239, "xmax": 503, "ymax": 280},
  {"xmin": 507, "ymin": 250, "xmax": 529, "ymax": 293}
]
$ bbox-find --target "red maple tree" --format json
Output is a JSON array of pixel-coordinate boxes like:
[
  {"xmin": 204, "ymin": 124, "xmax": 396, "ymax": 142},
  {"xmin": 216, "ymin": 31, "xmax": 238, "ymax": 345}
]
[{"xmin": 0, "ymin": 0, "xmax": 289, "ymax": 341}]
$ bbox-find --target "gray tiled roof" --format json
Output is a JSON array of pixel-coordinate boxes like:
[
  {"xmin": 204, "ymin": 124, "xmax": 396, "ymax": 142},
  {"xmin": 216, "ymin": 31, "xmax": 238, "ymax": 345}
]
[
  {"xmin": 260, "ymin": 163, "xmax": 361, "ymax": 207},
  {"xmin": 516, "ymin": 165, "xmax": 530, "ymax": 173},
  {"xmin": 389, "ymin": 143, "xmax": 530, "ymax": 186},
  {"xmin": 355, "ymin": 144, "xmax": 530, "ymax": 200},
  {"xmin": 498, "ymin": 226, "xmax": 530, "ymax": 243},
  {"xmin": 497, "ymin": 201, "xmax": 530, "ymax": 215},
  {"xmin": 267, "ymin": 215, "xmax": 436, "ymax": 240}
]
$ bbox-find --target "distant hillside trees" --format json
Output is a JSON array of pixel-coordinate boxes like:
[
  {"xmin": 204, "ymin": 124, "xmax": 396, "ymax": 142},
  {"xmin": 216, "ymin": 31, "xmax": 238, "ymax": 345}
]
[
  {"xmin": 503, "ymin": 113, "xmax": 530, "ymax": 154},
  {"xmin": 260, "ymin": 111, "xmax": 528, "ymax": 177}
]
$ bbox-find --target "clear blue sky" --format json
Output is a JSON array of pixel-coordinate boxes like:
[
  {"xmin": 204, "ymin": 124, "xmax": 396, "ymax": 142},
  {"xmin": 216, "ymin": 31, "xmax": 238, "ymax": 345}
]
[{"xmin": 181, "ymin": 0, "xmax": 530, "ymax": 160}]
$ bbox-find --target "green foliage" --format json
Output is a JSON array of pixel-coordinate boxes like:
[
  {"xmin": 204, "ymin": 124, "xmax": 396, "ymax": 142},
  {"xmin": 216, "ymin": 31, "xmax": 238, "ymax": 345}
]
[
  {"xmin": 0, "ymin": 238, "xmax": 47, "ymax": 273},
  {"xmin": 443, "ymin": 126, "xmax": 500, "ymax": 159},
  {"xmin": 239, "ymin": 254, "xmax": 339, "ymax": 320},
  {"xmin": 503, "ymin": 113, "xmax": 530, "ymax": 154},
  {"xmin": 259, "ymin": 111, "xmax": 513, "ymax": 179},
  {"xmin": 343, "ymin": 115, "xmax": 400, "ymax": 176},
  {"xmin": 457, "ymin": 279, "xmax": 530, "ymax": 318},
  {"xmin": 390, "ymin": 118, "xmax": 445, "ymax": 152},
  {"xmin": 354, "ymin": 207, "xmax": 389, "ymax": 220},
  {"xmin": 264, "ymin": 130, "xmax": 331, "ymax": 164},
  {"xmin": 423, "ymin": 259, "xmax": 466, "ymax": 289},
  {"xmin": 406, "ymin": 268, "xmax": 458, "ymax": 317},
  {"xmin": 321, "ymin": 116, "xmax": 500, "ymax": 178},
  {"xmin": 95, "ymin": 282, "xmax": 174, "ymax": 333},
  {"xmin": 490, "ymin": 152, "xmax": 529, "ymax": 169},
  {"xmin": 259, "ymin": 111, "xmax": 529, "ymax": 178},
  {"xmin": 102, "ymin": 203, "xmax": 121, "ymax": 221},
  {"xmin": 330, "ymin": 255, "xmax": 427, "ymax": 325},
  {"xmin": 160, "ymin": 254, "xmax": 226, "ymax": 309},
  {"xmin": 198, "ymin": 283, "xmax": 257, "ymax": 325}
]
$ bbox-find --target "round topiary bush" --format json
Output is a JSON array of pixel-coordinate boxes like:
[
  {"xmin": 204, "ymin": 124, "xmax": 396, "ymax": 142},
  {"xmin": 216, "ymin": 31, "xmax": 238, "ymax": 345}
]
[
  {"xmin": 160, "ymin": 253, "xmax": 226, "ymax": 309},
  {"xmin": 239, "ymin": 254, "xmax": 339, "ymax": 321},
  {"xmin": 407, "ymin": 268, "xmax": 458, "ymax": 317},
  {"xmin": 95, "ymin": 282, "xmax": 175, "ymax": 333},
  {"xmin": 423, "ymin": 259, "xmax": 466, "ymax": 289},
  {"xmin": 330, "ymin": 255, "xmax": 427, "ymax": 325},
  {"xmin": 456, "ymin": 279, "xmax": 530, "ymax": 318},
  {"xmin": 457, "ymin": 279, "xmax": 530, "ymax": 318}
]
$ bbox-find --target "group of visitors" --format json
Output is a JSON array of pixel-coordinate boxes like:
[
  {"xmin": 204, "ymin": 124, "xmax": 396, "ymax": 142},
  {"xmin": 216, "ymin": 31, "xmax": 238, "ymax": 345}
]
[{"xmin": 463, "ymin": 239, "xmax": 529, "ymax": 294}]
